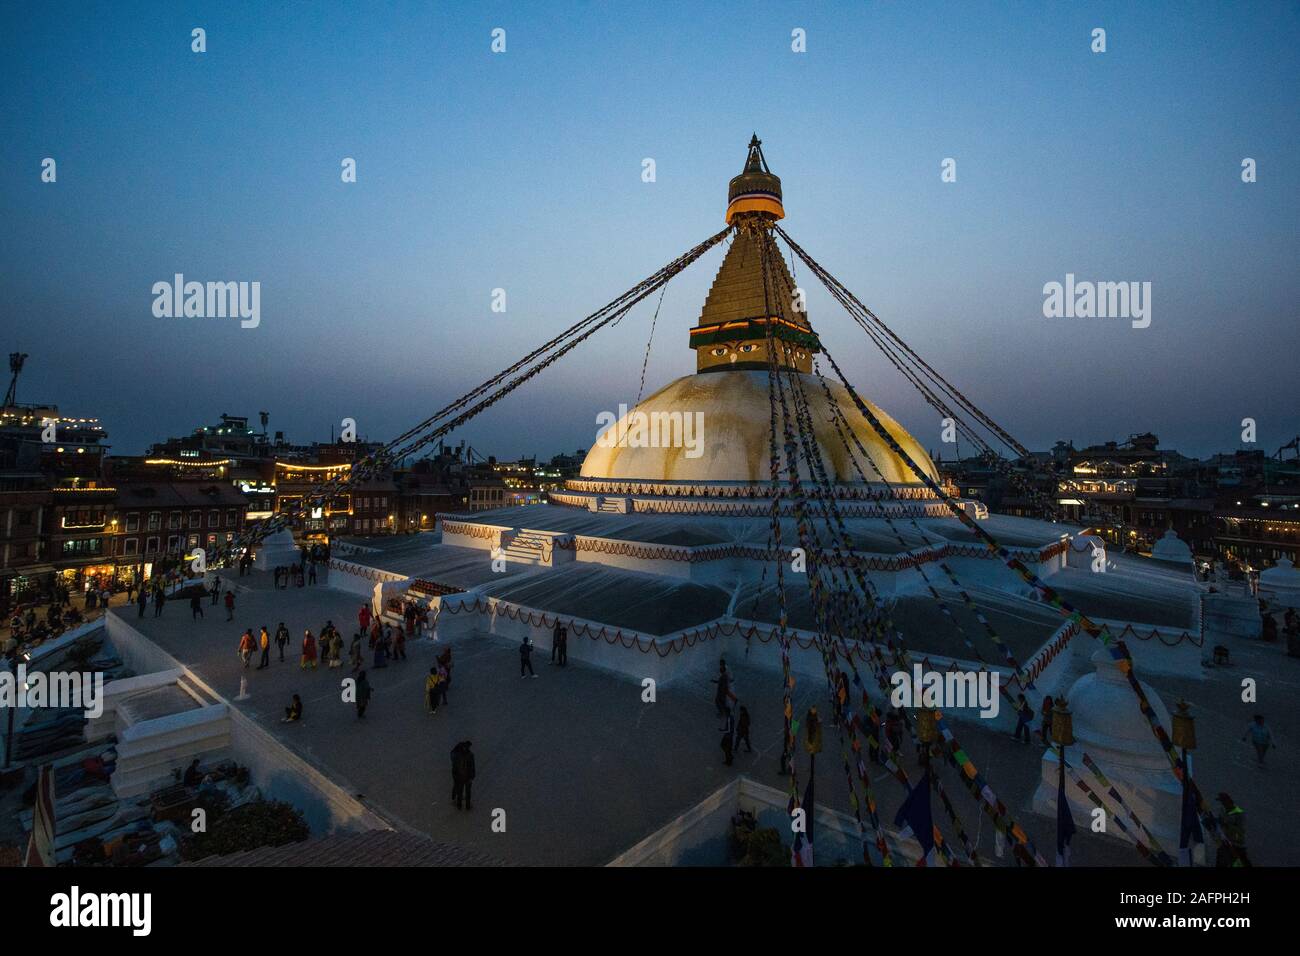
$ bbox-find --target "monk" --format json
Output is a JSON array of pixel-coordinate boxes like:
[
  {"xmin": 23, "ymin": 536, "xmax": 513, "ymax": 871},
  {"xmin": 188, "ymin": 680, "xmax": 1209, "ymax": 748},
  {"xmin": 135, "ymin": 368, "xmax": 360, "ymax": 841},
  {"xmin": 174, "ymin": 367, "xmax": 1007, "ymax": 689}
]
[{"xmin": 301, "ymin": 629, "xmax": 318, "ymax": 669}]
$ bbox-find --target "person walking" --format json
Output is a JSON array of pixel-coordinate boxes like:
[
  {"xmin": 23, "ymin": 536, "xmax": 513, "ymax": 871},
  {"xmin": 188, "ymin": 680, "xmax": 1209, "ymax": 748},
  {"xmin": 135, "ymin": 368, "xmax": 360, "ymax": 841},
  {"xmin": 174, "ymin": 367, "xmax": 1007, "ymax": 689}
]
[
  {"xmin": 556, "ymin": 623, "xmax": 568, "ymax": 667},
  {"xmin": 328, "ymin": 629, "xmax": 343, "ymax": 669},
  {"xmin": 355, "ymin": 670, "xmax": 372, "ymax": 718},
  {"xmin": 190, "ymin": 592, "xmax": 204, "ymax": 621},
  {"xmin": 153, "ymin": 587, "xmax": 166, "ymax": 618},
  {"xmin": 307, "ymin": 561, "xmax": 317, "ymax": 585},
  {"xmin": 736, "ymin": 705, "xmax": 753, "ymax": 754},
  {"xmin": 257, "ymin": 626, "xmax": 271, "ymax": 670},
  {"xmin": 210, "ymin": 576, "xmax": 221, "ymax": 606},
  {"xmin": 551, "ymin": 618, "xmax": 562, "ymax": 664},
  {"xmin": 451, "ymin": 740, "xmax": 475, "ymax": 811},
  {"xmin": 275, "ymin": 622, "xmax": 290, "ymax": 662},
  {"xmin": 1012, "ymin": 694, "xmax": 1034, "ymax": 744},
  {"xmin": 1038, "ymin": 695, "xmax": 1055, "ymax": 745},
  {"xmin": 1215, "ymin": 793, "xmax": 1250, "ymax": 867},
  {"xmin": 712, "ymin": 660, "xmax": 730, "ymax": 718},
  {"xmin": 1242, "ymin": 715, "xmax": 1274, "ymax": 766},
  {"xmin": 392, "ymin": 627, "xmax": 406, "ymax": 662},
  {"xmin": 301, "ymin": 629, "xmax": 318, "ymax": 669},
  {"xmin": 136, "ymin": 588, "xmax": 148, "ymax": 619},
  {"xmin": 435, "ymin": 661, "xmax": 450, "ymax": 708},
  {"xmin": 239, "ymin": 629, "xmax": 255, "ymax": 668},
  {"xmin": 720, "ymin": 706, "xmax": 735, "ymax": 766},
  {"xmin": 426, "ymin": 666, "xmax": 442, "ymax": 714},
  {"xmin": 224, "ymin": 590, "xmax": 235, "ymax": 622},
  {"xmin": 349, "ymin": 633, "xmax": 363, "ymax": 673},
  {"xmin": 436, "ymin": 647, "xmax": 452, "ymax": 697},
  {"xmin": 519, "ymin": 636, "xmax": 536, "ymax": 678}
]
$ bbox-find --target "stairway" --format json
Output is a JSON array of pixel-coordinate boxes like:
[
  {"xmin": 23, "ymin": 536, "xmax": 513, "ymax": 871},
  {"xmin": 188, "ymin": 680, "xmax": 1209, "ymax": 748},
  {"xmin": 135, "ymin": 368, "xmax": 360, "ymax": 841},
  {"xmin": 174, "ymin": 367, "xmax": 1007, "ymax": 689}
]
[
  {"xmin": 501, "ymin": 531, "xmax": 552, "ymax": 565},
  {"xmin": 597, "ymin": 497, "xmax": 628, "ymax": 514}
]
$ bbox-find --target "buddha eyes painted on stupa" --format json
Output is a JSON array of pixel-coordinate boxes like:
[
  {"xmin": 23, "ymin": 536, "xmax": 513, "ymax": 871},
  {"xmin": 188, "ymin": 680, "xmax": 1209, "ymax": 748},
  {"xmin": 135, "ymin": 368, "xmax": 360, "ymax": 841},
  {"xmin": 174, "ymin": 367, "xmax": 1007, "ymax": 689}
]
[{"xmin": 709, "ymin": 342, "xmax": 764, "ymax": 359}]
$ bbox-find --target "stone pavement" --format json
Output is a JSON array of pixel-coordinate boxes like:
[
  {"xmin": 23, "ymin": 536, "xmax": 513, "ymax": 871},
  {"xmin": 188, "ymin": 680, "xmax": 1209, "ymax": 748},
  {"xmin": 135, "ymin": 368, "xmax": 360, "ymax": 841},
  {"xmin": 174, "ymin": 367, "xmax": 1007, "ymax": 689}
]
[{"xmin": 109, "ymin": 568, "xmax": 1298, "ymax": 866}]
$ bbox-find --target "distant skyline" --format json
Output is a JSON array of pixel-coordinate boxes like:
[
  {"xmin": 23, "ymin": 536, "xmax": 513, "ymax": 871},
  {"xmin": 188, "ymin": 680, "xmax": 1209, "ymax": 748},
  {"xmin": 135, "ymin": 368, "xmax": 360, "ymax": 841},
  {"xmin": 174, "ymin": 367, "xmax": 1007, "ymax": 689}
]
[{"xmin": 3, "ymin": 1, "xmax": 1297, "ymax": 460}]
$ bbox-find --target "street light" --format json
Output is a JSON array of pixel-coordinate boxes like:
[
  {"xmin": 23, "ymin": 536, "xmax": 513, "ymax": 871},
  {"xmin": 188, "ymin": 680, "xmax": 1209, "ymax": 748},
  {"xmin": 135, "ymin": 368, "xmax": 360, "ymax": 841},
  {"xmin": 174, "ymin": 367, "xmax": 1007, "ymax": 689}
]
[
  {"xmin": 1051, "ymin": 696, "xmax": 1075, "ymax": 815},
  {"xmin": 3, "ymin": 652, "xmax": 18, "ymax": 770},
  {"xmin": 915, "ymin": 707, "xmax": 938, "ymax": 774},
  {"xmin": 1172, "ymin": 699, "xmax": 1196, "ymax": 865}
]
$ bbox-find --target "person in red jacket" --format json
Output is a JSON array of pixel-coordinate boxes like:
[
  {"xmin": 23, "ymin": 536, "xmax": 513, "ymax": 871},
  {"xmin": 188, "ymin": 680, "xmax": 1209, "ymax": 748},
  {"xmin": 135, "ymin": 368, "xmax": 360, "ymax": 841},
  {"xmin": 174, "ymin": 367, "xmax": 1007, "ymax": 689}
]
[
  {"xmin": 224, "ymin": 590, "xmax": 236, "ymax": 622},
  {"xmin": 238, "ymin": 629, "xmax": 255, "ymax": 668},
  {"xmin": 358, "ymin": 604, "xmax": 371, "ymax": 635}
]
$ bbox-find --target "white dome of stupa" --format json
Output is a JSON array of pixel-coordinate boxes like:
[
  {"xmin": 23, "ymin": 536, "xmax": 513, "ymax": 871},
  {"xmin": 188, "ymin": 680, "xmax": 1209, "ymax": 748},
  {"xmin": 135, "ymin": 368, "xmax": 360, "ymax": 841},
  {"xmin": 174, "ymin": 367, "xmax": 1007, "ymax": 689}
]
[
  {"xmin": 1150, "ymin": 529, "xmax": 1194, "ymax": 567},
  {"xmin": 1260, "ymin": 557, "xmax": 1300, "ymax": 594},
  {"xmin": 1065, "ymin": 648, "xmax": 1173, "ymax": 770}
]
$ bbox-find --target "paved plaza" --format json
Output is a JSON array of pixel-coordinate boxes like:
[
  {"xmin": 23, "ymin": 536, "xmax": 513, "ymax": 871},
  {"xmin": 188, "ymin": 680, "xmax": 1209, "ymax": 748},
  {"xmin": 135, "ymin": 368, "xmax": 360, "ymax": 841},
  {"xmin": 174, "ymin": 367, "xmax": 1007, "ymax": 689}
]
[{"xmin": 110, "ymin": 568, "xmax": 1298, "ymax": 866}]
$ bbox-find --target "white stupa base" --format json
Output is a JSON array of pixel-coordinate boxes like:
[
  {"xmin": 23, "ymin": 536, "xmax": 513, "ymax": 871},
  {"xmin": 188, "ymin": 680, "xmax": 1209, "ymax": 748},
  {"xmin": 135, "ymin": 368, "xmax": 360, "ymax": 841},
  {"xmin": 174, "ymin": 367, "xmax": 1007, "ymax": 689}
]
[
  {"xmin": 253, "ymin": 528, "xmax": 300, "ymax": 571},
  {"xmin": 1032, "ymin": 745, "xmax": 1182, "ymax": 850},
  {"xmin": 1032, "ymin": 649, "xmax": 1183, "ymax": 850}
]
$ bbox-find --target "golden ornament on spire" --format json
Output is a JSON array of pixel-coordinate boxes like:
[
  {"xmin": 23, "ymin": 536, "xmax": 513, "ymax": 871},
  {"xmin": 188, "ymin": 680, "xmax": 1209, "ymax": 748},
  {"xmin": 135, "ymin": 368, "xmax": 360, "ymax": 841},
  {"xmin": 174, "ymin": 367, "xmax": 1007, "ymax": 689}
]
[{"xmin": 725, "ymin": 134, "xmax": 785, "ymax": 225}]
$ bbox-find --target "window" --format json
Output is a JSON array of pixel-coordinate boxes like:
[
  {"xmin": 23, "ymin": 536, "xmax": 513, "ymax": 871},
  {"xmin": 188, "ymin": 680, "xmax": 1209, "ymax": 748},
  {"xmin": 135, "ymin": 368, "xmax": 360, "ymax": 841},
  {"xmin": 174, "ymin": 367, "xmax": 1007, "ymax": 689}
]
[
  {"xmin": 168, "ymin": 512, "xmax": 181, "ymax": 530},
  {"xmin": 225, "ymin": 509, "xmax": 236, "ymax": 527},
  {"xmin": 62, "ymin": 538, "xmax": 102, "ymax": 555},
  {"xmin": 167, "ymin": 535, "xmax": 181, "ymax": 552},
  {"xmin": 16, "ymin": 509, "xmax": 32, "ymax": 526},
  {"xmin": 148, "ymin": 511, "xmax": 161, "ymax": 531},
  {"xmin": 188, "ymin": 511, "xmax": 201, "ymax": 529},
  {"xmin": 188, "ymin": 534, "xmax": 199, "ymax": 548},
  {"xmin": 123, "ymin": 537, "xmax": 139, "ymax": 556},
  {"xmin": 145, "ymin": 536, "xmax": 160, "ymax": 554},
  {"xmin": 126, "ymin": 513, "xmax": 140, "ymax": 532}
]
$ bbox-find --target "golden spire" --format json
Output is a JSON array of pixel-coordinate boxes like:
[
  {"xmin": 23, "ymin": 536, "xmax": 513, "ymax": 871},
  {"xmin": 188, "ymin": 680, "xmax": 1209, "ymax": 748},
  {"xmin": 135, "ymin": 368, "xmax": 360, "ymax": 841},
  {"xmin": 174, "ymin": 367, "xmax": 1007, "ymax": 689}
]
[
  {"xmin": 725, "ymin": 134, "xmax": 785, "ymax": 224},
  {"xmin": 690, "ymin": 136, "xmax": 815, "ymax": 373}
]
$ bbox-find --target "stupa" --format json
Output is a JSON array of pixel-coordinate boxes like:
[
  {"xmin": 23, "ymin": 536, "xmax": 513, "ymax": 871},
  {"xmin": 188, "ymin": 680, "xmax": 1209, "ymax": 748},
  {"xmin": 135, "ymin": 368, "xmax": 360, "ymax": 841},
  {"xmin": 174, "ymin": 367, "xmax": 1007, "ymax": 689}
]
[{"xmin": 328, "ymin": 137, "xmax": 1096, "ymax": 711}]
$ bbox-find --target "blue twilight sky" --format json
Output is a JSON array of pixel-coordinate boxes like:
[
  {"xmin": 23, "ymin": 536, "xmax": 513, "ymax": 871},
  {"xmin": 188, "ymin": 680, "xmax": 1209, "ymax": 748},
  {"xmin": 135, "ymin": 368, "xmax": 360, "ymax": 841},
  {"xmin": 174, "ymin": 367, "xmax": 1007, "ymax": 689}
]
[{"xmin": 1, "ymin": 1, "xmax": 1297, "ymax": 459}]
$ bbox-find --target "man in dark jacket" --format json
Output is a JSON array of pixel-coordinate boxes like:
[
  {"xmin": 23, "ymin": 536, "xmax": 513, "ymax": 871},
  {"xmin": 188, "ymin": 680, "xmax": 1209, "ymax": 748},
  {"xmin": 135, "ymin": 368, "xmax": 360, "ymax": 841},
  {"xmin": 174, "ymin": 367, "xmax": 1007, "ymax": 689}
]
[
  {"xmin": 712, "ymin": 659, "xmax": 730, "ymax": 718},
  {"xmin": 451, "ymin": 740, "xmax": 475, "ymax": 811},
  {"xmin": 355, "ymin": 670, "xmax": 372, "ymax": 719},
  {"xmin": 519, "ymin": 637, "xmax": 536, "ymax": 678}
]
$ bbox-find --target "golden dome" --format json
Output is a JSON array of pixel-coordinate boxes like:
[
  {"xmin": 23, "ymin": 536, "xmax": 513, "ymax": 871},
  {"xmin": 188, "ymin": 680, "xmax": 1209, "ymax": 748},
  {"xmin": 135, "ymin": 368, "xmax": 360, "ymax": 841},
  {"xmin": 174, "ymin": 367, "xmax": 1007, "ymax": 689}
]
[{"xmin": 580, "ymin": 370, "xmax": 938, "ymax": 485}]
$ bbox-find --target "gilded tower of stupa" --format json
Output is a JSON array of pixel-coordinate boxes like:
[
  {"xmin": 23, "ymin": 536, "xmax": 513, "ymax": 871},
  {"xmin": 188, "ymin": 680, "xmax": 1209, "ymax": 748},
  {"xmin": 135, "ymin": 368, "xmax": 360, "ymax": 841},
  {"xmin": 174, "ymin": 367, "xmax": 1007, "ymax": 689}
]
[
  {"xmin": 690, "ymin": 135, "xmax": 819, "ymax": 375},
  {"xmin": 575, "ymin": 136, "xmax": 939, "ymax": 492}
]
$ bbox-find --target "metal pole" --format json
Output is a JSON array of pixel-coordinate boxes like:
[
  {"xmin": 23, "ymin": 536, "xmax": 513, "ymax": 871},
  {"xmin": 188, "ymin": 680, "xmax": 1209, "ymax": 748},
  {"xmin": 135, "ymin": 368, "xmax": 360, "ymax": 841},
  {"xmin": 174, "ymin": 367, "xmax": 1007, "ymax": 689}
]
[{"xmin": 3, "ymin": 654, "xmax": 18, "ymax": 770}]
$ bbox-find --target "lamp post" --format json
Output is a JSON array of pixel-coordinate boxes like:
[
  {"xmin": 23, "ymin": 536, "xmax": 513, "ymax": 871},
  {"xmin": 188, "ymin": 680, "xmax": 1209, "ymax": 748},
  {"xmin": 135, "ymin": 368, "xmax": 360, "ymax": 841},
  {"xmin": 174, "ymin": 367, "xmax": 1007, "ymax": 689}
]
[
  {"xmin": 1051, "ymin": 696, "xmax": 1075, "ymax": 802},
  {"xmin": 803, "ymin": 705, "xmax": 823, "ymax": 787},
  {"xmin": 1172, "ymin": 699, "xmax": 1197, "ymax": 865},
  {"xmin": 3, "ymin": 652, "xmax": 18, "ymax": 770},
  {"xmin": 915, "ymin": 707, "xmax": 938, "ymax": 777}
]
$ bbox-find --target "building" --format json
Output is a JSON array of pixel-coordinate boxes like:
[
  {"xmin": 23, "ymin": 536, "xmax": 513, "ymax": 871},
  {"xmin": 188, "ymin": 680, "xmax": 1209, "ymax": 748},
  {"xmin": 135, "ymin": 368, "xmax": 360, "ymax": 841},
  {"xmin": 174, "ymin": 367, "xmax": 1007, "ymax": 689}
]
[
  {"xmin": 108, "ymin": 481, "xmax": 250, "ymax": 582},
  {"xmin": 0, "ymin": 354, "xmax": 114, "ymax": 603}
]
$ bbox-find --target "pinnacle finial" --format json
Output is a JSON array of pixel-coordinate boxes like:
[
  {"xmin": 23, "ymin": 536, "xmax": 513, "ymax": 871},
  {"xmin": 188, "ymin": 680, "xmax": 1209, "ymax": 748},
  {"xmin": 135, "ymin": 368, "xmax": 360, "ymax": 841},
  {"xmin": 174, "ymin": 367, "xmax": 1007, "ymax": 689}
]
[{"xmin": 726, "ymin": 135, "xmax": 784, "ymax": 225}]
